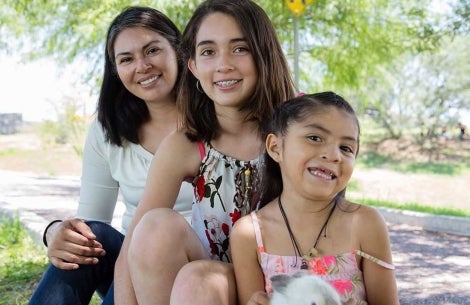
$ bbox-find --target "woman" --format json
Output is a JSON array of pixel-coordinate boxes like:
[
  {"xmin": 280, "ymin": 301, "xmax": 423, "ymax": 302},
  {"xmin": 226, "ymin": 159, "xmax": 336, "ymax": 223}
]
[{"xmin": 28, "ymin": 6, "xmax": 192, "ymax": 305}]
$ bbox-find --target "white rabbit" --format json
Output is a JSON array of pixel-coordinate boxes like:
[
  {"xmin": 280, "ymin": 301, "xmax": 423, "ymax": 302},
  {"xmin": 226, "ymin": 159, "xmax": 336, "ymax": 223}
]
[{"xmin": 270, "ymin": 271, "xmax": 342, "ymax": 305}]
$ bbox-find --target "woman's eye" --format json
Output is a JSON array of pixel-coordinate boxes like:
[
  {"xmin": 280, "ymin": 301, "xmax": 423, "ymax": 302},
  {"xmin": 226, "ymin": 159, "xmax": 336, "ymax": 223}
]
[
  {"xmin": 118, "ymin": 57, "xmax": 132, "ymax": 64},
  {"xmin": 147, "ymin": 47, "xmax": 160, "ymax": 55}
]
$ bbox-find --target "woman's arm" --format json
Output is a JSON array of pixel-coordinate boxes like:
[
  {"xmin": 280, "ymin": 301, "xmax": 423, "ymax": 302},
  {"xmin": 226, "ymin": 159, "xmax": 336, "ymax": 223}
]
[
  {"xmin": 358, "ymin": 207, "xmax": 400, "ymax": 305},
  {"xmin": 231, "ymin": 214, "xmax": 268, "ymax": 305},
  {"xmin": 46, "ymin": 120, "xmax": 117, "ymax": 269},
  {"xmin": 114, "ymin": 131, "xmax": 201, "ymax": 305}
]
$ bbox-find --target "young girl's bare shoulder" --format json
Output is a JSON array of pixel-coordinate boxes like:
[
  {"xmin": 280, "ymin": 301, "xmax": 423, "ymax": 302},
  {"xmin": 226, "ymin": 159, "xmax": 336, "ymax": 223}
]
[{"xmin": 342, "ymin": 200, "xmax": 389, "ymax": 238}]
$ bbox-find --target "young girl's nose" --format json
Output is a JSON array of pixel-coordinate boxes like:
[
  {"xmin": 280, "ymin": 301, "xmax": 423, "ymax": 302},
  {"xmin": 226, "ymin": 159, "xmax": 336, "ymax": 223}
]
[{"xmin": 321, "ymin": 145, "xmax": 341, "ymax": 162}]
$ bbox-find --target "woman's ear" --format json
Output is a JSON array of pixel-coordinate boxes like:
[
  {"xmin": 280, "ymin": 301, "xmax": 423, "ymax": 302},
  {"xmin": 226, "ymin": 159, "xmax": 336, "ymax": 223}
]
[{"xmin": 266, "ymin": 133, "xmax": 282, "ymax": 162}]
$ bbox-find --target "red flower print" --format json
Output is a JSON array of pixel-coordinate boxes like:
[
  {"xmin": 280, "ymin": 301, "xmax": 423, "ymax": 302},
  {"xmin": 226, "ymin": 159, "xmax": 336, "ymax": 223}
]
[
  {"xmin": 310, "ymin": 258, "xmax": 328, "ymax": 275},
  {"xmin": 222, "ymin": 223, "xmax": 229, "ymax": 236},
  {"xmin": 229, "ymin": 210, "xmax": 241, "ymax": 224},
  {"xmin": 194, "ymin": 175, "xmax": 205, "ymax": 201},
  {"xmin": 330, "ymin": 279, "xmax": 353, "ymax": 295}
]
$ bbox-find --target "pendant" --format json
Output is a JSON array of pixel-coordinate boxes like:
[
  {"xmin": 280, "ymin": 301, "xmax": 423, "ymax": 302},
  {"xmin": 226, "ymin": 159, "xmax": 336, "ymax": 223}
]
[
  {"xmin": 300, "ymin": 258, "xmax": 308, "ymax": 270},
  {"xmin": 306, "ymin": 247, "xmax": 318, "ymax": 258}
]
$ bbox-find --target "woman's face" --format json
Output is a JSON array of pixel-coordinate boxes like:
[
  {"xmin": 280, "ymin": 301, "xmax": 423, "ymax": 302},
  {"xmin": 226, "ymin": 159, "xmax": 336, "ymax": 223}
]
[{"xmin": 114, "ymin": 27, "xmax": 178, "ymax": 104}]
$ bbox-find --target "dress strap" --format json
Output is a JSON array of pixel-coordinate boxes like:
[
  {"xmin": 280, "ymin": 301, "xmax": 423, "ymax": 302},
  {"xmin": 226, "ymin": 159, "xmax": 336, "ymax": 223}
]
[
  {"xmin": 354, "ymin": 249, "xmax": 395, "ymax": 270},
  {"xmin": 250, "ymin": 212, "xmax": 265, "ymax": 253},
  {"xmin": 197, "ymin": 141, "xmax": 206, "ymax": 160}
]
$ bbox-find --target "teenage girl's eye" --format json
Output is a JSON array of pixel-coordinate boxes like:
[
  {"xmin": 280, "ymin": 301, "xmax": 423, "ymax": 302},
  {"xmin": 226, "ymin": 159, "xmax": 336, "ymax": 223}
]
[
  {"xmin": 233, "ymin": 46, "xmax": 249, "ymax": 54},
  {"xmin": 200, "ymin": 49, "xmax": 214, "ymax": 56}
]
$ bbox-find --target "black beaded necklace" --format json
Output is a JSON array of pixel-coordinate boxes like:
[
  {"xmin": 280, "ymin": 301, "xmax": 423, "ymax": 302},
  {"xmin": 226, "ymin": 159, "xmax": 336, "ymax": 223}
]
[{"xmin": 278, "ymin": 196, "xmax": 337, "ymax": 270}]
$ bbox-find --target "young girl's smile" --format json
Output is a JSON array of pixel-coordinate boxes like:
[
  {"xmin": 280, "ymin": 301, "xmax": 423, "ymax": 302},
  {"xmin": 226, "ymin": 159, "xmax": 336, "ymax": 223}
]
[
  {"xmin": 189, "ymin": 12, "xmax": 257, "ymax": 111},
  {"xmin": 271, "ymin": 107, "xmax": 359, "ymax": 201}
]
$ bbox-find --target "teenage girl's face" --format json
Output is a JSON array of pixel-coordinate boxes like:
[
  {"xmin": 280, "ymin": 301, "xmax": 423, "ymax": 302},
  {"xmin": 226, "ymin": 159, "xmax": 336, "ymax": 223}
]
[
  {"xmin": 188, "ymin": 12, "xmax": 258, "ymax": 111},
  {"xmin": 268, "ymin": 107, "xmax": 359, "ymax": 202},
  {"xmin": 114, "ymin": 27, "xmax": 178, "ymax": 104}
]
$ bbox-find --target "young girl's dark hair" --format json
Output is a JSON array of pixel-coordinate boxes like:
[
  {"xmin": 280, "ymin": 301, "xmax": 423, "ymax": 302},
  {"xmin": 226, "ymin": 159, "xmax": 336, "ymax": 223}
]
[
  {"xmin": 177, "ymin": 0, "xmax": 297, "ymax": 142},
  {"xmin": 259, "ymin": 91, "xmax": 361, "ymax": 208},
  {"xmin": 97, "ymin": 6, "xmax": 182, "ymax": 146}
]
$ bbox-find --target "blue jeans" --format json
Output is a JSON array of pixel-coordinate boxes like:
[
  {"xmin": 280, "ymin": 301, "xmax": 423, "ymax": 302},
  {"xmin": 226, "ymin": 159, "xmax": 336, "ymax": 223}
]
[{"xmin": 28, "ymin": 221, "xmax": 124, "ymax": 305}]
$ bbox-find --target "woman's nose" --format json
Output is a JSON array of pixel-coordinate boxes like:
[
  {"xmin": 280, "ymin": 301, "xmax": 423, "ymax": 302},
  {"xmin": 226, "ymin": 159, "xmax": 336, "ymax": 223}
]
[{"xmin": 136, "ymin": 58, "xmax": 151, "ymax": 73}]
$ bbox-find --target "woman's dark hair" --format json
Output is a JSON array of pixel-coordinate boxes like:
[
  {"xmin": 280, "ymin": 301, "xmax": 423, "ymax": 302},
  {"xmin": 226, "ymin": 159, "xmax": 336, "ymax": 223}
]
[
  {"xmin": 259, "ymin": 91, "xmax": 361, "ymax": 208},
  {"xmin": 97, "ymin": 6, "xmax": 182, "ymax": 146},
  {"xmin": 177, "ymin": 0, "xmax": 297, "ymax": 142}
]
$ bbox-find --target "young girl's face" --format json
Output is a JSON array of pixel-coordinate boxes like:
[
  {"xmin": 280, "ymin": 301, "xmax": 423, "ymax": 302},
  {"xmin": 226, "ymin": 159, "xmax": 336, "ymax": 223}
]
[
  {"xmin": 114, "ymin": 27, "xmax": 178, "ymax": 104},
  {"xmin": 269, "ymin": 107, "xmax": 359, "ymax": 201},
  {"xmin": 188, "ymin": 12, "xmax": 258, "ymax": 111}
]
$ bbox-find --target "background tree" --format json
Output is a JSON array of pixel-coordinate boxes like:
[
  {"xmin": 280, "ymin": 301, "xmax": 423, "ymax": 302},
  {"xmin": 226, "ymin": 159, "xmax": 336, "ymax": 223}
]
[{"xmin": 1, "ymin": 0, "xmax": 468, "ymax": 155}]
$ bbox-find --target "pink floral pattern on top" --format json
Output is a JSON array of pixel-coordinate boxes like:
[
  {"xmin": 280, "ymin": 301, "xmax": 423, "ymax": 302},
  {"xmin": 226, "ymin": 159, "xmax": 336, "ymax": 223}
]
[
  {"xmin": 191, "ymin": 143, "xmax": 261, "ymax": 262},
  {"xmin": 251, "ymin": 212, "xmax": 394, "ymax": 305}
]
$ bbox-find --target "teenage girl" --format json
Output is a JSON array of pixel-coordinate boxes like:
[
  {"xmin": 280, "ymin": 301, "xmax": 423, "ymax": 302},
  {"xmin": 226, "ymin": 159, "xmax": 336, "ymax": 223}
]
[
  {"xmin": 113, "ymin": 1, "xmax": 296, "ymax": 304},
  {"xmin": 231, "ymin": 92, "xmax": 399, "ymax": 305}
]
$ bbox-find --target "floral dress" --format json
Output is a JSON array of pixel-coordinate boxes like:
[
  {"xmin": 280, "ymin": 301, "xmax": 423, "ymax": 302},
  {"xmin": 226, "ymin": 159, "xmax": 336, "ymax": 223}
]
[
  {"xmin": 191, "ymin": 142, "xmax": 261, "ymax": 262},
  {"xmin": 251, "ymin": 212, "xmax": 395, "ymax": 304}
]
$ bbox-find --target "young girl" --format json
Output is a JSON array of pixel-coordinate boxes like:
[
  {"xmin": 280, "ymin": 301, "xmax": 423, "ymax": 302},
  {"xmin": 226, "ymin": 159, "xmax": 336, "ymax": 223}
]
[
  {"xmin": 113, "ymin": 1, "xmax": 296, "ymax": 304},
  {"xmin": 231, "ymin": 92, "xmax": 399, "ymax": 305}
]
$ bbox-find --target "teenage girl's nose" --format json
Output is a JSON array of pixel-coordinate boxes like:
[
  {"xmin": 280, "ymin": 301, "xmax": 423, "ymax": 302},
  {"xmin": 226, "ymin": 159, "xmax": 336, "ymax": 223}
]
[
  {"xmin": 216, "ymin": 51, "xmax": 234, "ymax": 73},
  {"xmin": 136, "ymin": 57, "xmax": 151, "ymax": 73}
]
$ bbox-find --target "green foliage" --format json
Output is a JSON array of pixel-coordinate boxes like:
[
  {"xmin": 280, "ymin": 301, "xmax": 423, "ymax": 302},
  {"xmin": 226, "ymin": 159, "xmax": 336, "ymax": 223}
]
[
  {"xmin": 38, "ymin": 97, "xmax": 89, "ymax": 157},
  {"xmin": 1, "ymin": 0, "xmax": 469, "ymax": 151}
]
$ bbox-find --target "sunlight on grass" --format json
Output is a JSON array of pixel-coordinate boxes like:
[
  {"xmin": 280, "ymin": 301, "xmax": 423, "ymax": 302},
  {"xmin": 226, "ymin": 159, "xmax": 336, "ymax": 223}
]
[
  {"xmin": 0, "ymin": 215, "xmax": 47, "ymax": 305},
  {"xmin": 0, "ymin": 215, "xmax": 101, "ymax": 305},
  {"xmin": 357, "ymin": 198, "xmax": 470, "ymax": 218},
  {"xmin": 357, "ymin": 151, "xmax": 465, "ymax": 175}
]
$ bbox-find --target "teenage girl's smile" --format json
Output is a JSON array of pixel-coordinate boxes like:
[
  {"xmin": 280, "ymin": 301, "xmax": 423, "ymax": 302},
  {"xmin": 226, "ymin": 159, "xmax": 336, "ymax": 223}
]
[{"xmin": 189, "ymin": 12, "xmax": 257, "ymax": 109}]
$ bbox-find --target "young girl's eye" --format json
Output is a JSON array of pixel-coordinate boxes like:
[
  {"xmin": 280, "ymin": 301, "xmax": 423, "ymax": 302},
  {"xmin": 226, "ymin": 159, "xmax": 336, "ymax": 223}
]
[
  {"xmin": 307, "ymin": 135, "xmax": 321, "ymax": 142},
  {"xmin": 341, "ymin": 145, "xmax": 354, "ymax": 154}
]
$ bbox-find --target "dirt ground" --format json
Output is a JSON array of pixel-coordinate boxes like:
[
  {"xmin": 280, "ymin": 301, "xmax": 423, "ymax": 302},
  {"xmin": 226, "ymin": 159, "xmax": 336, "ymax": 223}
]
[{"xmin": 1, "ymin": 129, "xmax": 469, "ymax": 211}]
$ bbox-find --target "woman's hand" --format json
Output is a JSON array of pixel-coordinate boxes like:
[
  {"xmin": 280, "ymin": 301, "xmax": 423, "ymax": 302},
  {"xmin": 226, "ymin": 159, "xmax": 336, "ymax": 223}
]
[{"xmin": 46, "ymin": 218, "xmax": 106, "ymax": 270}]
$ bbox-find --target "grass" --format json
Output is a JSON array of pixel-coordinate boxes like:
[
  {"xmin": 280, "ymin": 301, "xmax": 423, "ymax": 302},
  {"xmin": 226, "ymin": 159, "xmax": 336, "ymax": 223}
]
[
  {"xmin": 0, "ymin": 215, "xmax": 48, "ymax": 305},
  {"xmin": 357, "ymin": 151, "xmax": 468, "ymax": 175},
  {"xmin": 357, "ymin": 199, "xmax": 470, "ymax": 218},
  {"xmin": 0, "ymin": 215, "xmax": 101, "ymax": 305}
]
